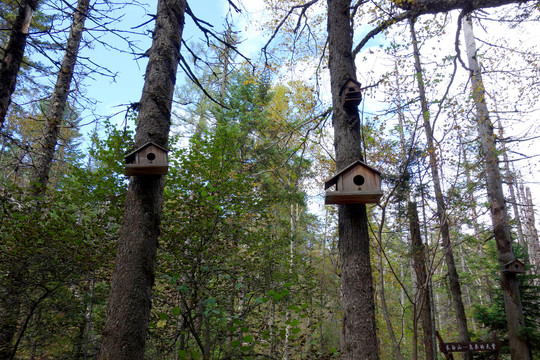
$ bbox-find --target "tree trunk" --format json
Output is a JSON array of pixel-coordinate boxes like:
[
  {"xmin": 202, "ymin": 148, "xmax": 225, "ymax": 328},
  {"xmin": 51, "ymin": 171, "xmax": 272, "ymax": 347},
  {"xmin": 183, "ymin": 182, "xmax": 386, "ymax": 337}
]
[
  {"xmin": 409, "ymin": 201, "xmax": 435, "ymax": 360},
  {"xmin": 0, "ymin": 273, "xmax": 22, "ymax": 359},
  {"xmin": 522, "ymin": 186, "xmax": 540, "ymax": 269},
  {"xmin": 0, "ymin": 0, "xmax": 38, "ymax": 129},
  {"xmin": 462, "ymin": 15, "xmax": 531, "ymax": 360},
  {"xmin": 378, "ymin": 249, "xmax": 405, "ymax": 360},
  {"xmin": 98, "ymin": 1, "xmax": 186, "ymax": 359},
  {"xmin": 284, "ymin": 204, "xmax": 299, "ymax": 360},
  {"xmin": 409, "ymin": 18, "xmax": 471, "ymax": 358},
  {"xmin": 219, "ymin": 24, "xmax": 233, "ymax": 100},
  {"xmin": 30, "ymin": 0, "xmax": 90, "ymax": 198},
  {"xmin": 462, "ymin": 145, "xmax": 492, "ymax": 306},
  {"xmin": 327, "ymin": 0, "xmax": 378, "ymax": 358},
  {"xmin": 380, "ymin": 72, "xmax": 406, "ymax": 352},
  {"xmin": 0, "ymin": 3, "xmax": 89, "ymax": 357},
  {"xmin": 495, "ymin": 115, "xmax": 526, "ymax": 248},
  {"xmin": 83, "ymin": 278, "xmax": 95, "ymax": 360}
]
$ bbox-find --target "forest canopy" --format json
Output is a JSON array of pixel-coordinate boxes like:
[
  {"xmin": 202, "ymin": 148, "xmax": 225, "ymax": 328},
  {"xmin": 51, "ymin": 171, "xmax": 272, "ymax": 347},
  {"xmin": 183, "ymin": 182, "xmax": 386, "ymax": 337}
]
[{"xmin": 0, "ymin": 0, "xmax": 539, "ymax": 359}]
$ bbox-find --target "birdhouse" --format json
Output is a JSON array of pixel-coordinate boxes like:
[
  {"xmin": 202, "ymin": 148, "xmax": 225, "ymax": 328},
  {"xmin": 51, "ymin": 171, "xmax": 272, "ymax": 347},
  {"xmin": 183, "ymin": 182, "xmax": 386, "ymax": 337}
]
[
  {"xmin": 340, "ymin": 78, "xmax": 362, "ymax": 108},
  {"xmin": 324, "ymin": 160, "xmax": 383, "ymax": 204},
  {"xmin": 125, "ymin": 141, "xmax": 168, "ymax": 176},
  {"xmin": 502, "ymin": 259, "xmax": 526, "ymax": 274}
]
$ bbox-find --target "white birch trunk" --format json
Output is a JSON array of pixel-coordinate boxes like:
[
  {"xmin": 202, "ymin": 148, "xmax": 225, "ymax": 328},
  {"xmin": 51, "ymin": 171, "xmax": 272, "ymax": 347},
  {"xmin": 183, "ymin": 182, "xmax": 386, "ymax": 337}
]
[{"xmin": 463, "ymin": 15, "xmax": 531, "ymax": 359}]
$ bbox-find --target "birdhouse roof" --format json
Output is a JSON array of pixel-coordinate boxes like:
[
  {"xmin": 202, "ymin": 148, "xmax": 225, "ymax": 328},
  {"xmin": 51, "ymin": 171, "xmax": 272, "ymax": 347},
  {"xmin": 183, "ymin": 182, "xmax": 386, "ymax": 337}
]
[
  {"xmin": 504, "ymin": 259, "xmax": 524, "ymax": 267},
  {"xmin": 324, "ymin": 160, "xmax": 381, "ymax": 190},
  {"xmin": 125, "ymin": 141, "xmax": 169, "ymax": 159},
  {"xmin": 339, "ymin": 78, "xmax": 362, "ymax": 96}
]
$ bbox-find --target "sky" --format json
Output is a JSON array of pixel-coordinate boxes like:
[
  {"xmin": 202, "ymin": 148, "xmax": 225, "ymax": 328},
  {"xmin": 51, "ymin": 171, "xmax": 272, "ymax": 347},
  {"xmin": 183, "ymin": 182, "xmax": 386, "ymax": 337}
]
[{"xmin": 78, "ymin": 0, "xmax": 267, "ymax": 125}]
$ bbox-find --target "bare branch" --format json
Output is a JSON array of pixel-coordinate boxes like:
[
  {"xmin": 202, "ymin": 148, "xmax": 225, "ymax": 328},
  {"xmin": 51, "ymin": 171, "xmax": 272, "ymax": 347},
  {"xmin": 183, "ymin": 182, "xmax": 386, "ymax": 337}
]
[
  {"xmin": 353, "ymin": 0, "xmax": 535, "ymax": 56},
  {"xmin": 352, "ymin": 12, "xmax": 410, "ymax": 56},
  {"xmin": 226, "ymin": 0, "xmax": 242, "ymax": 13},
  {"xmin": 454, "ymin": 10, "xmax": 470, "ymax": 72},
  {"xmin": 261, "ymin": 0, "xmax": 320, "ymax": 65},
  {"xmin": 177, "ymin": 54, "xmax": 230, "ymax": 110},
  {"xmin": 185, "ymin": 5, "xmax": 252, "ymax": 66}
]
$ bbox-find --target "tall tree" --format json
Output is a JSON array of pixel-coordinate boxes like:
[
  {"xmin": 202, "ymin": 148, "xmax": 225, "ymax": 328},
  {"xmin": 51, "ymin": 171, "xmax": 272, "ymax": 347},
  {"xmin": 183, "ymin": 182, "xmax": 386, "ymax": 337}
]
[
  {"xmin": 409, "ymin": 17, "xmax": 471, "ymax": 358},
  {"xmin": 0, "ymin": 0, "xmax": 88, "ymax": 355},
  {"xmin": 0, "ymin": 0, "xmax": 38, "ymax": 130},
  {"xmin": 462, "ymin": 14, "xmax": 531, "ymax": 359},
  {"xmin": 99, "ymin": 0, "xmax": 186, "ymax": 358},
  {"xmin": 520, "ymin": 186, "xmax": 540, "ymax": 268},
  {"xmin": 3, "ymin": 0, "xmax": 88, "ymax": 350},
  {"xmin": 30, "ymin": 0, "xmax": 90, "ymax": 198},
  {"xmin": 327, "ymin": 0, "xmax": 378, "ymax": 358},
  {"xmin": 408, "ymin": 201, "xmax": 435, "ymax": 360},
  {"xmin": 495, "ymin": 116, "xmax": 526, "ymax": 248}
]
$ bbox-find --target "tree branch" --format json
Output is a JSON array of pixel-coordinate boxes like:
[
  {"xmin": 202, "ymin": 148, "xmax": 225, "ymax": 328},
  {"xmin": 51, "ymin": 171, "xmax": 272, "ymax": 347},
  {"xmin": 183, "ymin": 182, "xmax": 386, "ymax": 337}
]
[
  {"xmin": 261, "ymin": 0, "xmax": 320, "ymax": 66},
  {"xmin": 185, "ymin": 5, "xmax": 251, "ymax": 66},
  {"xmin": 352, "ymin": 12, "xmax": 411, "ymax": 56},
  {"xmin": 177, "ymin": 54, "xmax": 230, "ymax": 110},
  {"xmin": 353, "ymin": 0, "xmax": 534, "ymax": 56}
]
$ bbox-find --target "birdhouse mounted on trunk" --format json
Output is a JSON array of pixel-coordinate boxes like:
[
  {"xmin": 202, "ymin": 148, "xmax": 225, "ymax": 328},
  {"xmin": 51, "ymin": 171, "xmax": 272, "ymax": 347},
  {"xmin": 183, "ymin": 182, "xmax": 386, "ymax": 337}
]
[
  {"xmin": 340, "ymin": 78, "xmax": 362, "ymax": 108},
  {"xmin": 125, "ymin": 141, "xmax": 169, "ymax": 176},
  {"xmin": 325, "ymin": 160, "xmax": 383, "ymax": 204},
  {"xmin": 502, "ymin": 259, "xmax": 525, "ymax": 274}
]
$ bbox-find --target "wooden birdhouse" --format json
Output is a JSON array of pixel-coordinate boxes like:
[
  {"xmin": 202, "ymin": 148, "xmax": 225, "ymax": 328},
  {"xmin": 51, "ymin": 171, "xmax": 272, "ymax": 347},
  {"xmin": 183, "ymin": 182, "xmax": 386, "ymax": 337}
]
[
  {"xmin": 324, "ymin": 160, "xmax": 383, "ymax": 204},
  {"xmin": 125, "ymin": 141, "xmax": 168, "ymax": 176},
  {"xmin": 340, "ymin": 78, "xmax": 362, "ymax": 108},
  {"xmin": 502, "ymin": 259, "xmax": 526, "ymax": 274}
]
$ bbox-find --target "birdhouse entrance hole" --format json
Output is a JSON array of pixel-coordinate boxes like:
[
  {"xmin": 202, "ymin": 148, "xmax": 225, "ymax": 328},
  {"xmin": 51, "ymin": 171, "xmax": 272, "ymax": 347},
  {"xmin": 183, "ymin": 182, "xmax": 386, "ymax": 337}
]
[
  {"xmin": 147, "ymin": 152, "xmax": 156, "ymax": 161},
  {"xmin": 353, "ymin": 175, "xmax": 365, "ymax": 186}
]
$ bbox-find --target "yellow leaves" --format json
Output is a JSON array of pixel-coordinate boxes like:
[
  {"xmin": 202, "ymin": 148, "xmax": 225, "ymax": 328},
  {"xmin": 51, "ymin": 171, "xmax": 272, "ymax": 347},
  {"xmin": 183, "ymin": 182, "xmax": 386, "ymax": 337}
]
[
  {"xmin": 156, "ymin": 319, "xmax": 167, "ymax": 328},
  {"xmin": 391, "ymin": 0, "xmax": 417, "ymax": 9},
  {"xmin": 243, "ymin": 76, "xmax": 257, "ymax": 86}
]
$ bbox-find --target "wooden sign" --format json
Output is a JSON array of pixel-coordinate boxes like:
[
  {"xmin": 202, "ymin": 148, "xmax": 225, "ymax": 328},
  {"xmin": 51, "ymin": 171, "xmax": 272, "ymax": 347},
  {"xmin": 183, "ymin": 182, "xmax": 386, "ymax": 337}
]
[
  {"xmin": 441, "ymin": 341, "xmax": 499, "ymax": 353},
  {"xmin": 436, "ymin": 331, "xmax": 499, "ymax": 359}
]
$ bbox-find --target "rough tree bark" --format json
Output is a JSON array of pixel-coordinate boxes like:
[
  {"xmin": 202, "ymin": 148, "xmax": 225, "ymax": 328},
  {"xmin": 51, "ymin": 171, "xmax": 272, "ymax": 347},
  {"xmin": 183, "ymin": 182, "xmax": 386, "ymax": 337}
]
[
  {"xmin": 463, "ymin": 14, "xmax": 531, "ymax": 360},
  {"xmin": 98, "ymin": 0, "xmax": 186, "ymax": 359},
  {"xmin": 409, "ymin": 18, "xmax": 472, "ymax": 359},
  {"xmin": 30, "ymin": 0, "xmax": 90, "ymax": 198},
  {"xmin": 397, "ymin": 0, "xmax": 534, "ymax": 12},
  {"xmin": 327, "ymin": 0, "xmax": 379, "ymax": 358},
  {"xmin": 0, "ymin": 0, "xmax": 39, "ymax": 130}
]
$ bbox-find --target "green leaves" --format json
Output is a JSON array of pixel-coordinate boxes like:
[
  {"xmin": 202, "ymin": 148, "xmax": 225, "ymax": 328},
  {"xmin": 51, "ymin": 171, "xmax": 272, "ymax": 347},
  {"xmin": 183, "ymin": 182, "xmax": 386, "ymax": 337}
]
[{"xmin": 242, "ymin": 334, "xmax": 254, "ymax": 343}]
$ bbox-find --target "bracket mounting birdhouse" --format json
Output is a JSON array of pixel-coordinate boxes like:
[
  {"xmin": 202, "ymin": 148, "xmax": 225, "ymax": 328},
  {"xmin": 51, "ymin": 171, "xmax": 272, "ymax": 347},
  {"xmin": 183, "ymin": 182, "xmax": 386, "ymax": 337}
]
[
  {"xmin": 325, "ymin": 160, "xmax": 383, "ymax": 204},
  {"xmin": 125, "ymin": 141, "xmax": 169, "ymax": 176},
  {"xmin": 502, "ymin": 259, "xmax": 525, "ymax": 274},
  {"xmin": 340, "ymin": 78, "xmax": 362, "ymax": 109}
]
